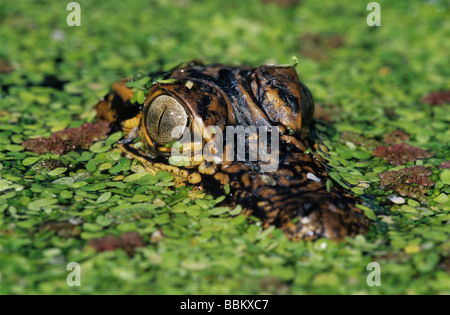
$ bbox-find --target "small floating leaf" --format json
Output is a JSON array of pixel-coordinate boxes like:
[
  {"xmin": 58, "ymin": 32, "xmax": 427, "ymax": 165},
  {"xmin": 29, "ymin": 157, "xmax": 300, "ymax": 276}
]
[
  {"xmin": 157, "ymin": 78, "xmax": 178, "ymax": 84},
  {"xmin": 48, "ymin": 167, "xmax": 67, "ymax": 176},
  {"xmin": 97, "ymin": 192, "xmax": 112, "ymax": 203},
  {"xmin": 356, "ymin": 204, "xmax": 377, "ymax": 220},
  {"xmin": 209, "ymin": 207, "xmax": 229, "ymax": 216},
  {"xmin": 123, "ymin": 172, "xmax": 147, "ymax": 182},
  {"xmin": 22, "ymin": 157, "xmax": 40, "ymax": 166}
]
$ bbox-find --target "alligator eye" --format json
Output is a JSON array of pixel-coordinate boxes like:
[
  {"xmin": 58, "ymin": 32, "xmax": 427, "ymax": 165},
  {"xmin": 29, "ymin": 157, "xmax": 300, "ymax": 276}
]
[{"xmin": 146, "ymin": 95, "xmax": 188, "ymax": 146}]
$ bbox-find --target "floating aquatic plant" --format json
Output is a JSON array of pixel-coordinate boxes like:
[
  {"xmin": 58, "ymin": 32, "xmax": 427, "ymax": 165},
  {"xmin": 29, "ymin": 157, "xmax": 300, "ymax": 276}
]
[
  {"xmin": 421, "ymin": 90, "xmax": 450, "ymax": 106},
  {"xmin": 89, "ymin": 232, "xmax": 144, "ymax": 256},
  {"xmin": 300, "ymin": 32, "xmax": 345, "ymax": 62},
  {"xmin": 22, "ymin": 121, "xmax": 110, "ymax": 154},
  {"xmin": 383, "ymin": 130, "xmax": 410, "ymax": 145},
  {"xmin": 379, "ymin": 166, "xmax": 435, "ymax": 200},
  {"xmin": 0, "ymin": 60, "xmax": 13, "ymax": 74},
  {"xmin": 373, "ymin": 143, "xmax": 433, "ymax": 166},
  {"xmin": 339, "ymin": 131, "xmax": 381, "ymax": 150}
]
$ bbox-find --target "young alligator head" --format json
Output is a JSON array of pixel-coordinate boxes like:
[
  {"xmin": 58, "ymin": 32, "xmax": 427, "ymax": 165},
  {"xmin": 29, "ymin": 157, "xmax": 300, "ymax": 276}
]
[{"xmin": 95, "ymin": 62, "xmax": 371, "ymax": 241}]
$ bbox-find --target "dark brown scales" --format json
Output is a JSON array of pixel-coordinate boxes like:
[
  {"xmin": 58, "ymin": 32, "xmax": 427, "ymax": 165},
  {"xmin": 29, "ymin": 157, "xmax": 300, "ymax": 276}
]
[{"xmin": 95, "ymin": 63, "xmax": 370, "ymax": 241}]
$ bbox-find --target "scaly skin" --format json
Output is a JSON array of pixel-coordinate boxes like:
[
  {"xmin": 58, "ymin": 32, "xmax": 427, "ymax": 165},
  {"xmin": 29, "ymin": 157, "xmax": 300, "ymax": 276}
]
[{"xmin": 95, "ymin": 62, "xmax": 370, "ymax": 241}]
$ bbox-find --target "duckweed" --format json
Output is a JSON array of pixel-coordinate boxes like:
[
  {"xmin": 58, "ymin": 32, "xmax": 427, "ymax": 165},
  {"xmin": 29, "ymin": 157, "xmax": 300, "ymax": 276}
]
[{"xmin": 0, "ymin": 0, "xmax": 448, "ymax": 295}]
